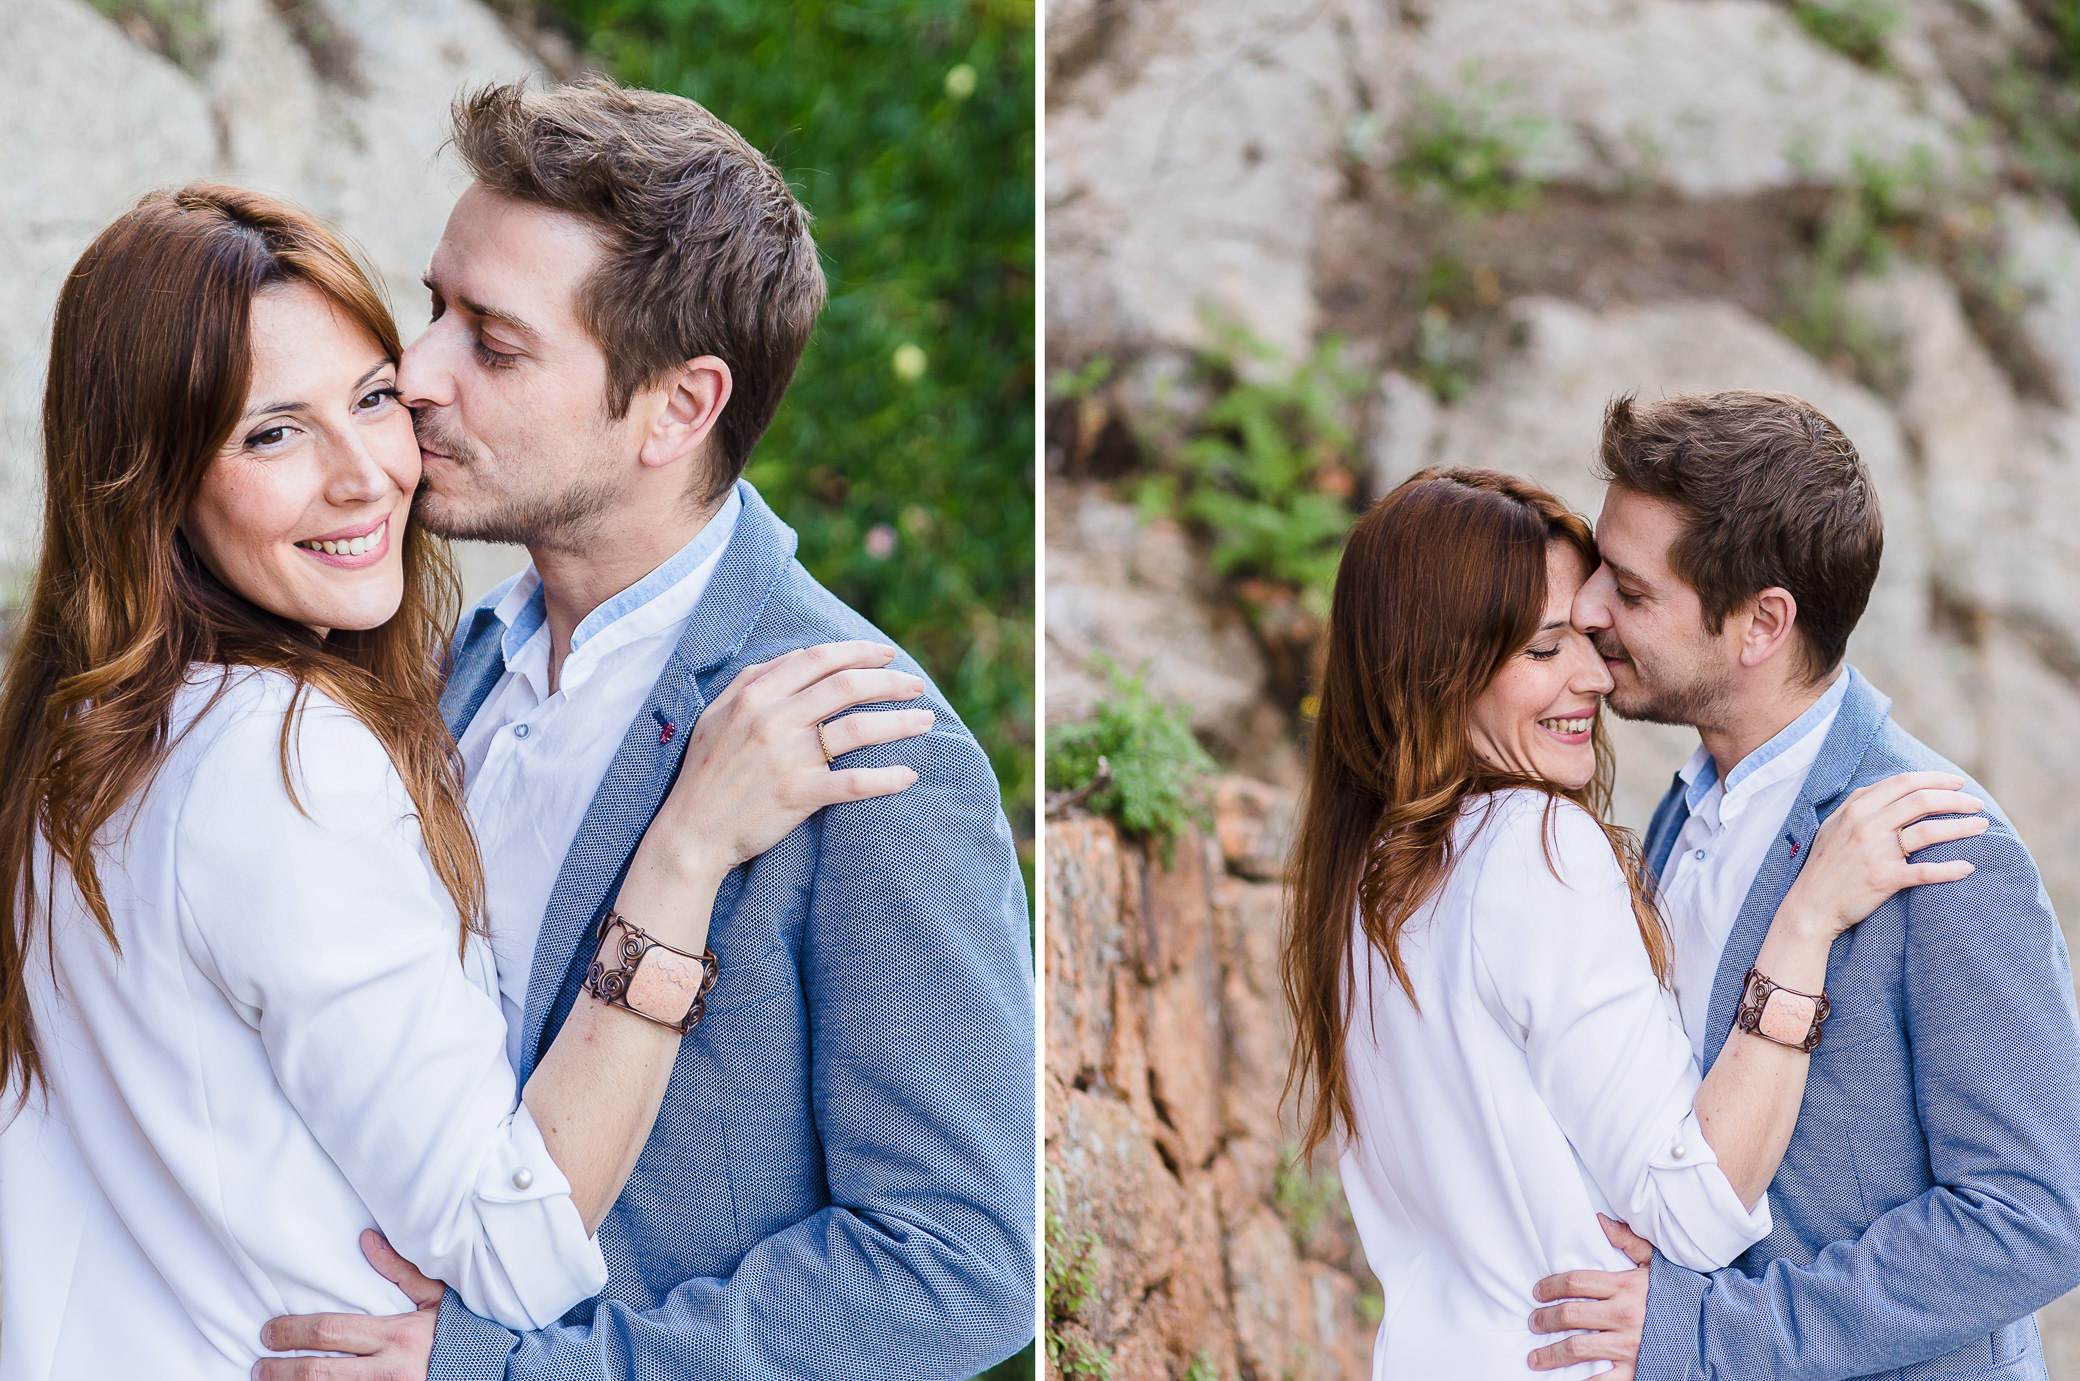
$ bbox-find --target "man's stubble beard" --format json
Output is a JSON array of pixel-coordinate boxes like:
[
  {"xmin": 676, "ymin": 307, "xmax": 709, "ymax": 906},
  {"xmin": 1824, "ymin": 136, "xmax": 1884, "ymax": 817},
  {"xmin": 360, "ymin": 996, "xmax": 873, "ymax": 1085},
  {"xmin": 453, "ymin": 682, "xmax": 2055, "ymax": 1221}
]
[
  {"xmin": 1594, "ymin": 629, "xmax": 1737, "ymax": 732},
  {"xmin": 412, "ymin": 410, "xmax": 621, "ymax": 553}
]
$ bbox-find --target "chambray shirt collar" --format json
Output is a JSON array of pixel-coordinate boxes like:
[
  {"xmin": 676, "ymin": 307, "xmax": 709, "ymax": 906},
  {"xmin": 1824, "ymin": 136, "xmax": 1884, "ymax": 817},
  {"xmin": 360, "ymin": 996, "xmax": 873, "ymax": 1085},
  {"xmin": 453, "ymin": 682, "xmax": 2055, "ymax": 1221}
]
[
  {"xmin": 490, "ymin": 487, "xmax": 744, "ymax": 677},
  {"xmin": 1677, "ymin": 668, "xmax": 1850, "ymax": 817}
]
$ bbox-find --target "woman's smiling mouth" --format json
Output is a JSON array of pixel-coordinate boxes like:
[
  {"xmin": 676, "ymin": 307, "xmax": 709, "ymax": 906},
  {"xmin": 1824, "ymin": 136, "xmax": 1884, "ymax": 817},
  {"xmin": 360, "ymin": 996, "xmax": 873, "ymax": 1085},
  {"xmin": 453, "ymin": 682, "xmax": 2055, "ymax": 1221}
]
[{"xmin": 294, "ymin": 517, "xmax": 390, "ymax": 566}]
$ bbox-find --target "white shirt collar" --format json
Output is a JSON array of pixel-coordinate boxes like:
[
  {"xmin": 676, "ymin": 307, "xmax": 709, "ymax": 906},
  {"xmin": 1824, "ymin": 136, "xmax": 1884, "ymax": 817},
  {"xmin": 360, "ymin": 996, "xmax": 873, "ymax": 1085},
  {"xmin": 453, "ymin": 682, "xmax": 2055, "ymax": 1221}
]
[
  {"xmin": 1676, "ymin": 668, "xmax": 1849, "ymax": 826},
  {"xmin": 490, "ymin": 487, "xmax": 743, "ymax": 700}
]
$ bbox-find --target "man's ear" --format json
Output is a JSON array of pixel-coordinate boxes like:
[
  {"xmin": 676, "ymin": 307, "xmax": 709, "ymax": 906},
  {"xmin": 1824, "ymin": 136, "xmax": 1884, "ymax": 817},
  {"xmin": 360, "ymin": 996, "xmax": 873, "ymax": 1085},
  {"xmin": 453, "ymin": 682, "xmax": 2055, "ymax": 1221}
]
[
  {"xmin": 1738, "ymin": 586, "xmax": 1800, "ymax": 669},
  {"xmin": 638, "ymin": 355, "xmax": 733, "ymax": 473}
]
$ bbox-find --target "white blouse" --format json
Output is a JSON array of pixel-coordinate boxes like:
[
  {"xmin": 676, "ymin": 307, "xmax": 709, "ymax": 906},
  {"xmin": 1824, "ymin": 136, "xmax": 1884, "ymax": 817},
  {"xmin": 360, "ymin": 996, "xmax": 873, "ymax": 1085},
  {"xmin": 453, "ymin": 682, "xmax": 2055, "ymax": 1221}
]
[
  {"xmin": 1339, "ymin": 790, "xmax": 1770, "ymax": 1379},
  {"xmin": 0, "ymin": 668, "xmax": 607, "ymax": 1381}
]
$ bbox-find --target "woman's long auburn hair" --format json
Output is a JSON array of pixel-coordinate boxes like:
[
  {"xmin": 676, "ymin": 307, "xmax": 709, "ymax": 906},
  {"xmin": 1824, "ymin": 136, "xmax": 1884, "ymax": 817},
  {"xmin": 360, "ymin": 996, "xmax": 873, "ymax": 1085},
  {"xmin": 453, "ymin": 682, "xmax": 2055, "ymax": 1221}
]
[
  {"xmin": 1282, "ymin": 467, "xmax": 1670, "ymax": 1161},
  {"xmin": 0, "ymin": 184, "xmax": 486, "ymax": 1105}
]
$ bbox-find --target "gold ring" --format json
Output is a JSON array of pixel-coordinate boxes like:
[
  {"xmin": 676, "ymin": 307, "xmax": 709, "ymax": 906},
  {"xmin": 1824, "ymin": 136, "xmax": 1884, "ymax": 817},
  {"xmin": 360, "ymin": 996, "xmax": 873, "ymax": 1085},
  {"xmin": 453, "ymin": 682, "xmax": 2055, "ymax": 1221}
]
[
  {"xmin": 816, "ymin": 720, "xmax": 835, "ymax": 766},
  {"xmin": 1898, "ymin": 826, "xmax": 1910, "ymax": 861}
]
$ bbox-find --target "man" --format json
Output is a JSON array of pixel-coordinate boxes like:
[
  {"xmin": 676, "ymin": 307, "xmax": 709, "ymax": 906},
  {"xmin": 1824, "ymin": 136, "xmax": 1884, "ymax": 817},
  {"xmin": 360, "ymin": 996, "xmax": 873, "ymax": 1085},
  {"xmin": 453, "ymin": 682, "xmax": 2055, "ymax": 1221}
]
[
  {"xmin": 257, "ymin": 78, "xmax": 1035, "ymax": 1378},
  {"xmin": 1523, "ymin": 390, "xmax": 2080, "ymax": 1380}
]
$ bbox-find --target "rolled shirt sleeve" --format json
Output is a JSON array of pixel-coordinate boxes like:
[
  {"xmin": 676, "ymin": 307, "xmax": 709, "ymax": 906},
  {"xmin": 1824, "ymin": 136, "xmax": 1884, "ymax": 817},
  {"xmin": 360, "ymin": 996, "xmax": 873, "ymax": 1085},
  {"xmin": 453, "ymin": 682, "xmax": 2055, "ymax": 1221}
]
[
  {"xmin": 176, "ymin": 692, "xmax": 606, "ymax": 1330},
  {"xmin": 1470, "ymin": 795, "xmax": 1770, "ymax": 1272}
]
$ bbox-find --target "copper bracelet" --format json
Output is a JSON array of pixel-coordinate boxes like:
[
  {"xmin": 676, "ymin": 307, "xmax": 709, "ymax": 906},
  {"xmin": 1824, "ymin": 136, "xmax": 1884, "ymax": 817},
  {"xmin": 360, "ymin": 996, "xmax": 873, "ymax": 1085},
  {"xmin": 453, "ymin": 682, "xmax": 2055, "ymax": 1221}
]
[
  {"xmin": 581, "ymin": 908, "xmax": 719, "ymax": 1035},
  {"xmin": 1734, "ymin": 965, "xmax": 1831, "ymax": 1053}
]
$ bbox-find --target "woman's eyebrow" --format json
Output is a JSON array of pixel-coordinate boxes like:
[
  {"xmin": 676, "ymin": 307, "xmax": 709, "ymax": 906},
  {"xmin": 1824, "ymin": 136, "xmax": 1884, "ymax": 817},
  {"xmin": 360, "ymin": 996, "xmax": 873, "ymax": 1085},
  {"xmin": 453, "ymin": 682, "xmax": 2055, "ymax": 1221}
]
[{"xmin": 239, "ymin": 360, "xmax": 393, "ymax": 422}]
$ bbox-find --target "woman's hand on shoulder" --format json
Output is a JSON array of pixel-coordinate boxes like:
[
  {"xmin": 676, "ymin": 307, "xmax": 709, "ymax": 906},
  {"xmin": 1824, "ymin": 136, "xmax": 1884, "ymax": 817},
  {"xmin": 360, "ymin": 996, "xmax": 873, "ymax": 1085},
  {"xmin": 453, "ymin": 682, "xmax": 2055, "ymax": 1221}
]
[
  {"xmin": 1782, "ymin": 772, "xmax": 1987, "ymax": 942},
  {"xmin": 649, "ymin": 641, "xmax": 934, "ymax": 880}
]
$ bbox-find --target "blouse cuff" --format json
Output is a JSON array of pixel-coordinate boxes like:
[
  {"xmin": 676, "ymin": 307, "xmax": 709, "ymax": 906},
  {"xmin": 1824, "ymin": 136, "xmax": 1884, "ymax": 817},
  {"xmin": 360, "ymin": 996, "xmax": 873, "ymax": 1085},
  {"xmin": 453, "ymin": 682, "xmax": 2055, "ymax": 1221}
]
[
  {"xmin": 454, "ymin": 1101, "xmax": 608, "ymax": 1330},
  {"xmin": 1633, "ymin": 1109, "xmax": 1772, "ymax": 1273}
]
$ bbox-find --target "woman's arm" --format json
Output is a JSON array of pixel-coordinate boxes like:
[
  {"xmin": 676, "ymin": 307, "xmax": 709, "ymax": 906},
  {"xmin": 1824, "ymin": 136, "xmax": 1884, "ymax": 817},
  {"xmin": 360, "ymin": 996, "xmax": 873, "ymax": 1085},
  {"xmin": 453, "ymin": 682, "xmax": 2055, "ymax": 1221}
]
[
  {"xmin": 1691, "ymin": 772, "xmax": 1985, "ymax": 1208},
  {"xmin": 520, "ymin": 640, "xmax": 933, "ymax": 1231}
]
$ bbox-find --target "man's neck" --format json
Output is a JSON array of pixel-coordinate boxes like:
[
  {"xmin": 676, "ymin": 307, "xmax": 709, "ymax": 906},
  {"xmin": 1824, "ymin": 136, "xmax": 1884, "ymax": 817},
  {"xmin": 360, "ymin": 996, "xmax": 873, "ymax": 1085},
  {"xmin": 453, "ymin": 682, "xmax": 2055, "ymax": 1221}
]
[
  {"xmin": 532, "ymin": 494, "xmax": 725, "ymax": 692},
  {"xmin": 1696, "ymin": 666, "xmax": 1843, "ymax": 782}
]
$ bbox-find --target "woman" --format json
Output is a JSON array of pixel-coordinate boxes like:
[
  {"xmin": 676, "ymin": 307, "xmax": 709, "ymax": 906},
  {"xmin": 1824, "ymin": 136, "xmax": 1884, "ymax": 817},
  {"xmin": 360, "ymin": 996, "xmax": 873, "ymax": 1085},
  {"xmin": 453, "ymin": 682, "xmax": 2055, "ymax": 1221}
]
[
  {"xmin": 1282, "ymin": 468, "xmax": 1983, "ymax": 1377},
  {"xmin": 0, "ymin": 185, "xmax": 928, "ymax": 1378}
]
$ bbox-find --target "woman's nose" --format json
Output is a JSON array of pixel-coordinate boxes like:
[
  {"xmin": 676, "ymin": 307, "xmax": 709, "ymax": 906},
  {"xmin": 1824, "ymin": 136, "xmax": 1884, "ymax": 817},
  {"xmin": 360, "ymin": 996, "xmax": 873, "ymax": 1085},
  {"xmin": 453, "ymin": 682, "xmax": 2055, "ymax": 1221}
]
[
  {"xmin": 1570, "ymin": 635, "xmax": 1614, "ymax": 696},
  {"xmin": 325, "ymin": 430, "xmax": 396, "ymax": 505}
]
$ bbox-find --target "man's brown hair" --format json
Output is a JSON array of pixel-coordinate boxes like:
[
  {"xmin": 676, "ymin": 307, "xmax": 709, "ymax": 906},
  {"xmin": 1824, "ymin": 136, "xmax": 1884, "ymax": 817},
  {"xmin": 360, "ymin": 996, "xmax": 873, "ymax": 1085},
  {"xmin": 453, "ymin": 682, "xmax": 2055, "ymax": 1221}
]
[
  {"xmin": 1596, "ymin": 389, "xmax": 1882, "ymax": 681},
  {"xmin": 451, "ymin": 76, "xmax": 827, "ymax": 498}
]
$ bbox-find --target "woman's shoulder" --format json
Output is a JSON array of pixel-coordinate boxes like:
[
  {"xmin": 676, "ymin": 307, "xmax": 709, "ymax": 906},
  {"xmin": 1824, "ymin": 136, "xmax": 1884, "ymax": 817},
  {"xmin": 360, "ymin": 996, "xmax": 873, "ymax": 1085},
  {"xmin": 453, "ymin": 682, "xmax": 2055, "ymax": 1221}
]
[
  {"xmin": 1461, "ymin": 787, "xmax": 1629, "ymax": 900},
  {"xmin": 169, "ymin": 665, "xmax": 402, "ymax": 828}
]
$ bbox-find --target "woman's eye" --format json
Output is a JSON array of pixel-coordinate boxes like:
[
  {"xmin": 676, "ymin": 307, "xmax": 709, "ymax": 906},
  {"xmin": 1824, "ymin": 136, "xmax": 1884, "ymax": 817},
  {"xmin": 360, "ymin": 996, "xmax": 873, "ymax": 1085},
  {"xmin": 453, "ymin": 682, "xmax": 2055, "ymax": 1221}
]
[
  {"xmin": 1526, "ymin": 646, "xmax": 1561, "ymax": 661},
  {"xmin": 356, "ymin": 385, "xmax": 401, "ymax": 412},
  {"xmin": 247, "ymin": 424, "xmax": 290, "ymax": 449}
]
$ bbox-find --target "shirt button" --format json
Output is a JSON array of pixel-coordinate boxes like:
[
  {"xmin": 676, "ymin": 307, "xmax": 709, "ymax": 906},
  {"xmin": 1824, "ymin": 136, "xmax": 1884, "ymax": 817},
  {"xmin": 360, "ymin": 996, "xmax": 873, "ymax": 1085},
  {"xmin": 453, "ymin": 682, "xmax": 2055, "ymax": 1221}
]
[
  {"xmin": 513, "ymin": 724, "xmax": 530, "ymax": 739},
  {"xmin": 1693, "ymin": 849, "xmax": 1707, "ymax": 861},
  {"xmin": 511, "ymin": 1167, "xmax": 534, "ymax": 1190},
  {"xmin": 1671, "ymin": 1144, "xmax": 1687, "ymax": 1160}
]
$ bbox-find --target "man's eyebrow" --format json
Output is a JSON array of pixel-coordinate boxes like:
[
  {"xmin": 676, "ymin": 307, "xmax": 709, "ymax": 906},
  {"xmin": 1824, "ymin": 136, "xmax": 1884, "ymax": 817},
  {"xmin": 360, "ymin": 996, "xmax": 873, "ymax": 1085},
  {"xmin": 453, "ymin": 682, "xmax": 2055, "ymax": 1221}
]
[
  {"xmin": 1601, "ymin": 556, "xmax": 1648, "ymax": 587},
  {"xmin": 422, "ymin": 272, "xmax": 541, "ymax": 342}
]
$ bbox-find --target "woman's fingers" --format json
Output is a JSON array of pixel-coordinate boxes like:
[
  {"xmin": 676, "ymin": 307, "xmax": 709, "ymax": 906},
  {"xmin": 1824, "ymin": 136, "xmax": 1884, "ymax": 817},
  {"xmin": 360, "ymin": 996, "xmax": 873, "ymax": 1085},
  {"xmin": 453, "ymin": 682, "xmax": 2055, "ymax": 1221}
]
[
  {"xmin": 1852, "ymin": 771, "xmax": 1966, "ymax": 810},
  {"xmin": 796, "ymin": 666, "xmax": 927, "ymax": 725},
  {"xmin": 1878, "ymin": 788, "xmax": 1982, "ymax": 832},
  {"xmin": 1906, "ymin": 858, "xmax": 1976, "ymax": 885},
  {"xmin": 821, "ymin": 765, "xmax": 921, "ymax": 803},
  {"xmin": 818, "ymin": 708, "xmax": 934, "ymax": 758},
  {"xmin": 736, "ymin": 640, "xmax": 898, "ymax": 701},
  {"xmin": 1899, "ymin": 814, "xmax": 1990, "ymax": 855}
]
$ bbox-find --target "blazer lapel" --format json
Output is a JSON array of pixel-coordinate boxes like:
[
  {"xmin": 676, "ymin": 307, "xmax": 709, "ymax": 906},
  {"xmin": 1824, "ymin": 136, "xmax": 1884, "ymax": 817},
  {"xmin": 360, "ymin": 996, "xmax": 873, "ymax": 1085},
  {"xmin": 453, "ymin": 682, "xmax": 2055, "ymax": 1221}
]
[
  {"xmin": 514, "ymin": 481, "xmax": 799, "ymax": 1082},
  {"xmin": 1698, "ymin": 668, "xmax": 1891, "ymax": 1076},
  {"xmin": 439, "ymin": 602, "xmax": 508, "ymax": 743},
  {"xmin": 1643, "ymin": 771, "xmax": 1692, "ymax": 883}
]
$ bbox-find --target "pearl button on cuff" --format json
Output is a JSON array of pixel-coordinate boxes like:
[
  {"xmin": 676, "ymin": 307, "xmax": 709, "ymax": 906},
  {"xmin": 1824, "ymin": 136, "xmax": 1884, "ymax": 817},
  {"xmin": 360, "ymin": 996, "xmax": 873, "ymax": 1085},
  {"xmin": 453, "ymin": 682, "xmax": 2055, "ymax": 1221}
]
[{"xmin": 511, "ymin": 1167, "xmax": 534, "ymax": 1190}]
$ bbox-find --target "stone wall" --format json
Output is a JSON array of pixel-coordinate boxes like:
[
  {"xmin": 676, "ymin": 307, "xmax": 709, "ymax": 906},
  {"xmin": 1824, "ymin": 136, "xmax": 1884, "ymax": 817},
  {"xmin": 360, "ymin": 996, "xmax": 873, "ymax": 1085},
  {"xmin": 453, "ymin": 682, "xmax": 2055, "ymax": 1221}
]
[
  {"xmin": 1045, "ymin": 782, "xmax": 1376, "ymax": 1381},
  {"xmin": 0, "ymin": 0, "xmax": 539, "ymax": 606}
]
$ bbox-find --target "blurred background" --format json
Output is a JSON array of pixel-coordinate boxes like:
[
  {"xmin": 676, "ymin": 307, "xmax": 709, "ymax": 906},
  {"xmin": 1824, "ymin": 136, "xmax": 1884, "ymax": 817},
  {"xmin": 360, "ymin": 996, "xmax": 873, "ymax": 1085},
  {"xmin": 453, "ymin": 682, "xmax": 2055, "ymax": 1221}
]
[
  {"xmin": 0, "ymin": 0, "xmax": 1033, "ymax": 1375},
  {"xmin": 0, "ymin": 0, "xmax": 1035, "ymax": 859},
  {"xmin": 1042, "ymin": 1, "xmax": 2080, "ymax": 1377}
]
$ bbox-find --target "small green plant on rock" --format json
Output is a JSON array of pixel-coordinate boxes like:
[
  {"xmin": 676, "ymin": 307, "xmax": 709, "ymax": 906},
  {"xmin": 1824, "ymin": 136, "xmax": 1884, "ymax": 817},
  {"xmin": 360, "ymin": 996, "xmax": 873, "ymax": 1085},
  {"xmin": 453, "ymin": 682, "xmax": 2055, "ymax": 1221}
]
[
  {"xmin": 1791, "ymin": 0, "xmax": 1900, "ymax": 68},
  {"xmin": 1272, "ymin": 1145, "xmax": 1344, "ymax": 1249},
  {"xmin": 1394, "ymin": 84, "xmax": 1548, "ymax": 215},
  {"xmin": 1046, "ymin": 1202, "xmax": 1114, "ymax": 1381},
  {"xmin": 1137, "ymin": 327, "xmax": 1367, "ymax": 621},
  {"xmin": 1047, "ymin": 663, "xmax": 1216, "ymax": 861},
  {"xmin": 1180, "ymin": 1352, "xmax": 1224, "ymax": 1381}
]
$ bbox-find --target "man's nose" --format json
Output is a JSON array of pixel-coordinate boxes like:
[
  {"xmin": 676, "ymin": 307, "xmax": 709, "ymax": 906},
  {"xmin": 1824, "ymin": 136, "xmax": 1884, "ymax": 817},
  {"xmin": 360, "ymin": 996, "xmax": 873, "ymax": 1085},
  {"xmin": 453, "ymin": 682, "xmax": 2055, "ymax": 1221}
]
[
  {"xmin": 1572, "ymin": 563, "xmax": 1615, "ymax": 634},
  {"xmin": 397, "ymin": 321, "xmax": 453, "ymax": 411}
]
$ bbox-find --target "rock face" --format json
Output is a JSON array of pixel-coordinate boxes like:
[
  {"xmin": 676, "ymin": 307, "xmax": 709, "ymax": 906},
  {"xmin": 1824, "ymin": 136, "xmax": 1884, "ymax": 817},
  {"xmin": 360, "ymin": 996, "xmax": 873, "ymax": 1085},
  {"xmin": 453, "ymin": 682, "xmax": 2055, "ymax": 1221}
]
[
  {"xmin": 1046, "ymin": 792, "xmax": 1375, "ymax": 1381},
  {"xmin": 0, "ymin": 0, "xmax": 536, "ymax": 606}
]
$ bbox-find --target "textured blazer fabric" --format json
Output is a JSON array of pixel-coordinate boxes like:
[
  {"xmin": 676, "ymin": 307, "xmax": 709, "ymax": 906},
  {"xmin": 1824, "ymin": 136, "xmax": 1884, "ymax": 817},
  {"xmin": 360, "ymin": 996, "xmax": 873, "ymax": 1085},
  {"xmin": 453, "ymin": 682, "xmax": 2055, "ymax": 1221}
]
[
  {"xmin": 1636, "ymin": 667, "xmax": 2080, "ymax": 1381},
  {"xmin": 425, "ymin": 480, "xmax": 1037, "ymax": 1380}
]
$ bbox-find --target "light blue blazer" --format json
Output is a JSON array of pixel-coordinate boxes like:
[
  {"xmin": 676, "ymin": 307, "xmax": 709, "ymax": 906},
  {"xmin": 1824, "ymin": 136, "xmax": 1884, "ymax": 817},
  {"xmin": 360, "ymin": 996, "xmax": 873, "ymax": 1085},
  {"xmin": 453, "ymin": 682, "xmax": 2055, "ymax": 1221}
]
[
  {"xmin": 424, "ymin": 481, "xmax": 1035, "ymax": 1379},
  {"xmin": 1638, "ymin": 667, "xmax": 2080, "ymax": 1381}
]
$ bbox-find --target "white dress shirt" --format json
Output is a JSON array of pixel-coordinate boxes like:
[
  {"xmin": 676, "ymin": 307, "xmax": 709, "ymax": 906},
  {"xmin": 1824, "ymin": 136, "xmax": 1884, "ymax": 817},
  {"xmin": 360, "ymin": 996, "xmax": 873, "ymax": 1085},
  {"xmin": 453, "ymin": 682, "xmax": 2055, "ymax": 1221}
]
[
  {"xmin": 1662, "ymin": 671, "xmax": 1848, "ymax": 1065},
  {"xmin": 1339, "ymin": 789, "xmax": 1771, "ymax": 1379},
  {"xmin": 0, "ymin": 668, "xmax": 608, "ymax": 1381},
  {"xmin": 455, "ymin": 490, "xmax": 740, "ymax": 1073}
]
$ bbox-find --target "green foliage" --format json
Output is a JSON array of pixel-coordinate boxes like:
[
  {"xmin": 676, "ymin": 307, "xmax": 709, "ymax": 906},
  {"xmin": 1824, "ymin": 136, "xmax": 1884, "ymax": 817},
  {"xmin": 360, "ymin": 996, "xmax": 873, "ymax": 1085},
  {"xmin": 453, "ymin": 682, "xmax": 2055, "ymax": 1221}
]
[
  {"xmin": 1356, "ymin": 1292, "xmax": 1385, "ymax": 1325},
  {"xmin": 1394, "ymin": 85, "xmax": 1547, "ymax": 214},
  {"xmin": 1778, "ymin": 151, "xmax": 1933, "ymax": 390},
  {"xmin": 553, "ymin": 0, "xmax": 1036, "ymax": 841},
  {"xmin": 1046, "ymin": 1203, "xmax": 1114, "ymax": 1380},
  {"xmin": 1791, "ymin": 0, "xmax": 1900, "ymax": 68},
  {"xmin": 1271, "ymin": 1146, "xmax": 1342, "ymax": 1248},
  {"xmin": 1137, "ymin": 330, "xmax": 1366, "ymax": 619},
  {"xmin": 1180, "ymin": 1353, "xmax": 1224, "ymax": 1381},
  {"xmin": 1046, "ymin": 664, "xmax": 1216, "ymax": 858},
  {"xmin": 1988, "ymin": 8, "xmax": 2080, "ymax": 222},
  {"xmin": 86, "ymin": 0, "xmax": 215, "ymax": 71}
]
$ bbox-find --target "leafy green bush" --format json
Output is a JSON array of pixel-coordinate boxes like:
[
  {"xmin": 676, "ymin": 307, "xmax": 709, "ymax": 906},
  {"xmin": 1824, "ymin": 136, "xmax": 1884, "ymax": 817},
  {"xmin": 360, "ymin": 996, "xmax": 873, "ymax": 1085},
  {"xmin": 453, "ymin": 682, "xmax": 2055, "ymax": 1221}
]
[
  {"xmin": 552, "ymin": 0, "xmax": 1035, "ymax": 844},
  {"xmin": 1047, "ymin": 665, "xmax": 1216, "ymax": 858},
  {"xmin": 1045, "ymin": 1201, "xmax": 1114, "ymax": 1380}
]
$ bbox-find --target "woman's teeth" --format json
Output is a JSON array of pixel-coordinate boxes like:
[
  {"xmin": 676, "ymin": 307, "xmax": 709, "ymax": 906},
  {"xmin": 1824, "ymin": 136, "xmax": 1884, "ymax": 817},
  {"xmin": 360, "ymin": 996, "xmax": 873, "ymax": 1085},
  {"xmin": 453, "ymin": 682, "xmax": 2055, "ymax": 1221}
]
[
  {"xmin": 1539, "ymin": 716, "xmax": 1593, "ymax": 735},
  {"xmin": 296, "ymin": 522, "xmax": 384, "ymax": 557}
]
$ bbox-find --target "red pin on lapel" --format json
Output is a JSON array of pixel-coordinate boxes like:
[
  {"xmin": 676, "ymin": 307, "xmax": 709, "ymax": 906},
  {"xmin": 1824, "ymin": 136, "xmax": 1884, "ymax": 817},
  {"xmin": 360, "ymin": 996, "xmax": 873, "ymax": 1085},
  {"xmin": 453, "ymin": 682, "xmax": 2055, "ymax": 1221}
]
[
  {"xmin": 1786, "ymin": 833, "xmax": 1801, "ymax": 859},
  {"xmin": 653, "ymin": 707, "xmax": 675, "ymax": 744}
]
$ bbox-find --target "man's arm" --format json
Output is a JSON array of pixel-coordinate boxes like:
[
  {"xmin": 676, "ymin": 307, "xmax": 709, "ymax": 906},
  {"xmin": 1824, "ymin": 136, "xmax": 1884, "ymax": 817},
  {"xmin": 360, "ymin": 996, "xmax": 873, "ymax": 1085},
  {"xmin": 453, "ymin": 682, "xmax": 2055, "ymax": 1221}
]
[
  {"xmin": 430, "ymin": 711, "xmax": 1037, "ymax": 1381},
  {"xmin": 1629, "ymin": 823, "xmax": 2080, "ymax": 1381}
]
